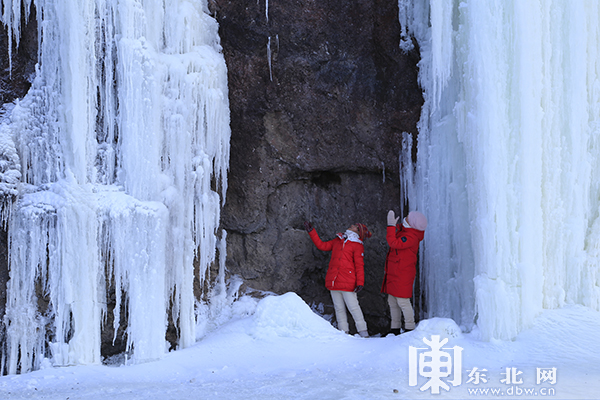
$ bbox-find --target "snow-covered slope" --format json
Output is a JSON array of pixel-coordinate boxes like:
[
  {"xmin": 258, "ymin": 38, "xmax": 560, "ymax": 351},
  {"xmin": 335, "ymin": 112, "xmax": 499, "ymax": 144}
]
[{"xmin": 0, "ymin": 293, "xmax": 597, "ymax": 399}]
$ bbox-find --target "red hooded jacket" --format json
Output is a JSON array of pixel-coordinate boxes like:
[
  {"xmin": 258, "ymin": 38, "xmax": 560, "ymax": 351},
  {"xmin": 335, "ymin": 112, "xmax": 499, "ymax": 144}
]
[
  {"xmin": 308, "ymin": 229, "xmax": 365, "ymax": 292},
  {"xmin": 381, "ymin": 224, "xmax": 424, "ymax": 298}
]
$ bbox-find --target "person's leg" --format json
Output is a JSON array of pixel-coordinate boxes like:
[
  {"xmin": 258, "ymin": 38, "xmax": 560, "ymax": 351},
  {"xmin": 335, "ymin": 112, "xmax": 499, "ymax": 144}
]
[
  {"xmin": 388, "ymin": 294, "xmax": 403, "ymax": 331},
  {"xmin": 397, "ymin": 297, "xmax": 415, "ymax": 330},
  {"xmin": 330, "ymin": 290, "xmax": 349, "ymax": 332},
  {"xmin": 341, "ymin": 291, "xmax": 368, "ymax": 335}
]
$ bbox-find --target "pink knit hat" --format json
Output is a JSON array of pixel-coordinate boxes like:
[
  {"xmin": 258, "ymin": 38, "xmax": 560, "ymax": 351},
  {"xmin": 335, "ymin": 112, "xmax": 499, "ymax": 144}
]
[{"xmin": 406, "ymin": 211, "xmax": 427, "ymax": 231}]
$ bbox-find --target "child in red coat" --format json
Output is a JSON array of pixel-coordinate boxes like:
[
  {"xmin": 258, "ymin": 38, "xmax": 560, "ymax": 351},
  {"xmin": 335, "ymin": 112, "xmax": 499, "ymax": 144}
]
[
  {"xmin": 381, "ymin": 210, "xmax": 427, "ymax": 334},
  {"xmin": 305, "ymin": 221, "xmax": 371, "ymax": 337}
]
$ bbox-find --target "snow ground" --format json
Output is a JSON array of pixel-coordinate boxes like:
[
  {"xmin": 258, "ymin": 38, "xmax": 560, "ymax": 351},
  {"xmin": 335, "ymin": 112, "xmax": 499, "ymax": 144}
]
[{"xmin": 0, "ymin": 292, "xmax": 598, "ymax": 400}]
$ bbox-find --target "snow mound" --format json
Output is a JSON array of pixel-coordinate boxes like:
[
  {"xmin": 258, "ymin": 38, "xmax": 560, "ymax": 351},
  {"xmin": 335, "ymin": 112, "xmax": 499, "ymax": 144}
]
[
  {"xmin": 251, "ymin": 292, "xmax": 339, "ymax": 340},
  {"xmin": 414, "ymin": 317, "xmax": 462, "ymax": 338},
  {"xmin": 231, "ymin": 295, "xmax": 260, "ymax": 318}
]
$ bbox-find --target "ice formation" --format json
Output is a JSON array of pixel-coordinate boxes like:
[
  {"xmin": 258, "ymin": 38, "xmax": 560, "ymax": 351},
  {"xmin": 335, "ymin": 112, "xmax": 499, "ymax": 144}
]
[
  {"xmin": 400, "ymin": 0, "xmax": 600, "ymax": 340},
  {"xmin": 0, "ymin": 0, "xmax": 230, "ymax": 373}
]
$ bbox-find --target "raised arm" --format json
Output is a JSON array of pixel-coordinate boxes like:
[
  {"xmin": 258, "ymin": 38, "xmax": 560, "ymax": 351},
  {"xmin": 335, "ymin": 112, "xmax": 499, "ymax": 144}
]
[{"xmin": 305, "ymin": 222, "xmax": 334, "ymax": 252}]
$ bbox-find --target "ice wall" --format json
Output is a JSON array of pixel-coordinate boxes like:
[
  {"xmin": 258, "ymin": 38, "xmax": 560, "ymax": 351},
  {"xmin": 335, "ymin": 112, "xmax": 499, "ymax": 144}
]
[
  {"xmin": 400, "ymin": 0, "xmax": 600, "ymax": 340},
  {"xmin": 0, "ymin": 0, "xmax": 230, "ymax": 373}
]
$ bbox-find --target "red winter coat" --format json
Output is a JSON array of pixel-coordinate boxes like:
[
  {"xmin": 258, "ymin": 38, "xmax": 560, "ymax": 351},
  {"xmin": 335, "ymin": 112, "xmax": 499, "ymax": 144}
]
[
  {"xmin": 308, "ymin": 229, "xmax": 365, "ymax": 292},
  {"xmin": 381, "ymin": 225, "xmax": 424, "ymax": 298}
]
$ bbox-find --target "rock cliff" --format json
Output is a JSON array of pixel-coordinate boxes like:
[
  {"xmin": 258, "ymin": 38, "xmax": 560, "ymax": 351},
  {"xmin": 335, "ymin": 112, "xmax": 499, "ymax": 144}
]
[{"xmin": 214, "ymin": 0, "xmax": 423, "ymax": 333}]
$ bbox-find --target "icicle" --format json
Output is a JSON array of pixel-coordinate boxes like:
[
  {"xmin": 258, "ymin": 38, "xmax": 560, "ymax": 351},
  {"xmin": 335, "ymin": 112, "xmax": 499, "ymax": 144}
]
[
  {"xmin": 99, "ymin": 190, "xmax": 168, "ymax": 362},
  {"xmin": 430, "ymin": 0, "xmax": 454, "ymax": 109},
  {"xmin": 5, "ymin": 176, "xmax": 102, "ymax": 373},
  {"xmin": 0, "ymin": 0, "xmax": 34, "ymax": 73},
  {"xmin": 0, "ymin": 105, "xmax": 21, "ymax": 223},
  {"xmin": 405, "ymin": 0, "xmax": 600, "ymax": 340},
  {"xmin": 398, "ymin": 0, "xmax": 429, "ymax": 52},
  {"xmin": 267, "ymin": 36, "xmax": 273, "ymax": 81},
  {"xmin": 399, "ymin": 132, "xmax": 414, "ymax": 218},
  {"xmin": 0, "ymin": 0, "xmax": 230, "ymax": 373}
]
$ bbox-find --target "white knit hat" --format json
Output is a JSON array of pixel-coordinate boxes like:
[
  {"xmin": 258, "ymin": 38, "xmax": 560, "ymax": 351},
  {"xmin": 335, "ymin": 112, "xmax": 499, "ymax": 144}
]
[{"xmin": 406, "ymin": 211, "xmax": 427, "ymax": 231}]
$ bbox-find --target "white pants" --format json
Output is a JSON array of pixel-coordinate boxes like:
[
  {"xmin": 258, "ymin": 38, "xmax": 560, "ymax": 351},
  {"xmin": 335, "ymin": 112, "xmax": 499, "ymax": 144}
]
[
  {"xmin": 388, "ymin": 295, "xmax": 415, "ymax": 330},
  {"xmin": 330, "ymin": 290, "xmax": 368, "ymax": 333}
]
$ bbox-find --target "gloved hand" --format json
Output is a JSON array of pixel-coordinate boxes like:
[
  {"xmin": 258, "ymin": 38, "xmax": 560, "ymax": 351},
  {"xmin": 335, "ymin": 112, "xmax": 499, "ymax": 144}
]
[
  {"xmin": 387, "ymin": 210, "xmax": 399, "ymax": 226},
  {"xmin": 354, "ymin": 285, "xmax": 363, "ymax": 293},
  {"xmin": 304, "ymin": 221, "xmax": 313, "ymax": 232}
]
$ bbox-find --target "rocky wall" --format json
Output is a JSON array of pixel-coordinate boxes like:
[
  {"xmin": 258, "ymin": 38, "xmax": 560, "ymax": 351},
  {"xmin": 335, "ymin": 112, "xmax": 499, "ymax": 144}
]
[{"xmin": 214, "ymin": 0, "xmax": 423, "ymax": 334}]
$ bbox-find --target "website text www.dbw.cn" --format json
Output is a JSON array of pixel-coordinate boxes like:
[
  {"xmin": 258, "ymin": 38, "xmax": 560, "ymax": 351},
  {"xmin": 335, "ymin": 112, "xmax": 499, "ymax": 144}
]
[{"xmin": 467, "ymin": 386, "xmax": 556, "ymax": 396}]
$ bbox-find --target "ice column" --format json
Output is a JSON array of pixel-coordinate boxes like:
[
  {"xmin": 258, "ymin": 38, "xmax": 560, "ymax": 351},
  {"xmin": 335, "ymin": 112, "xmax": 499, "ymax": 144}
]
[
  {"xmin": 400, "ymin": 0, "xmax": 600, "ymax": 340},
  {"xmin": 0, "ymin": 0, "xmax": 230, "ymax": 373}
]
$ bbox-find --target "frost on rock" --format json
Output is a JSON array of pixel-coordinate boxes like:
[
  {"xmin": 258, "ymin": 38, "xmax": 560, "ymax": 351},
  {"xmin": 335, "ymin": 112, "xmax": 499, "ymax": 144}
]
[
  {"xmin": 0, "ymin": 0, "xmax": 230, "ymax": 374},
  {"xmin": 401, "ymin": 0, "xmax": 600, "ymax": 340},
  {"xmin": 0, "ymin": 118, "xmax": 21, "ymax": 219}
]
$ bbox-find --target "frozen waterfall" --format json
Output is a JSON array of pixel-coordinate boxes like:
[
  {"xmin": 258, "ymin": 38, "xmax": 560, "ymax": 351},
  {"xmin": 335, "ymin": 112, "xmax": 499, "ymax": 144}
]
[
  {"xmin": 400, "ymin": 0, "xmax": 600, "ymax": 340},
  {"xmin": 0, "ymin": 0, "xmax": 230, "ymax": 374}
]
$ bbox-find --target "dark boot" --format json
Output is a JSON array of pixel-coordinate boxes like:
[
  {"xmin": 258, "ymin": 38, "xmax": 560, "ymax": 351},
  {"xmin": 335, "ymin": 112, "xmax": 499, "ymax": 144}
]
[{"xmin": 389, "ymin": 328, "xmax": 401, "ymax": 335}]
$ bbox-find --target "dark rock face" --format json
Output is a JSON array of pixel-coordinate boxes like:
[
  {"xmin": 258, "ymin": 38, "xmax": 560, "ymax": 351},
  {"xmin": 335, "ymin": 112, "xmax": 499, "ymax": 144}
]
[{"xmin": 214, "ymin": 0, "xmax": 423, "ymax": 334}]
